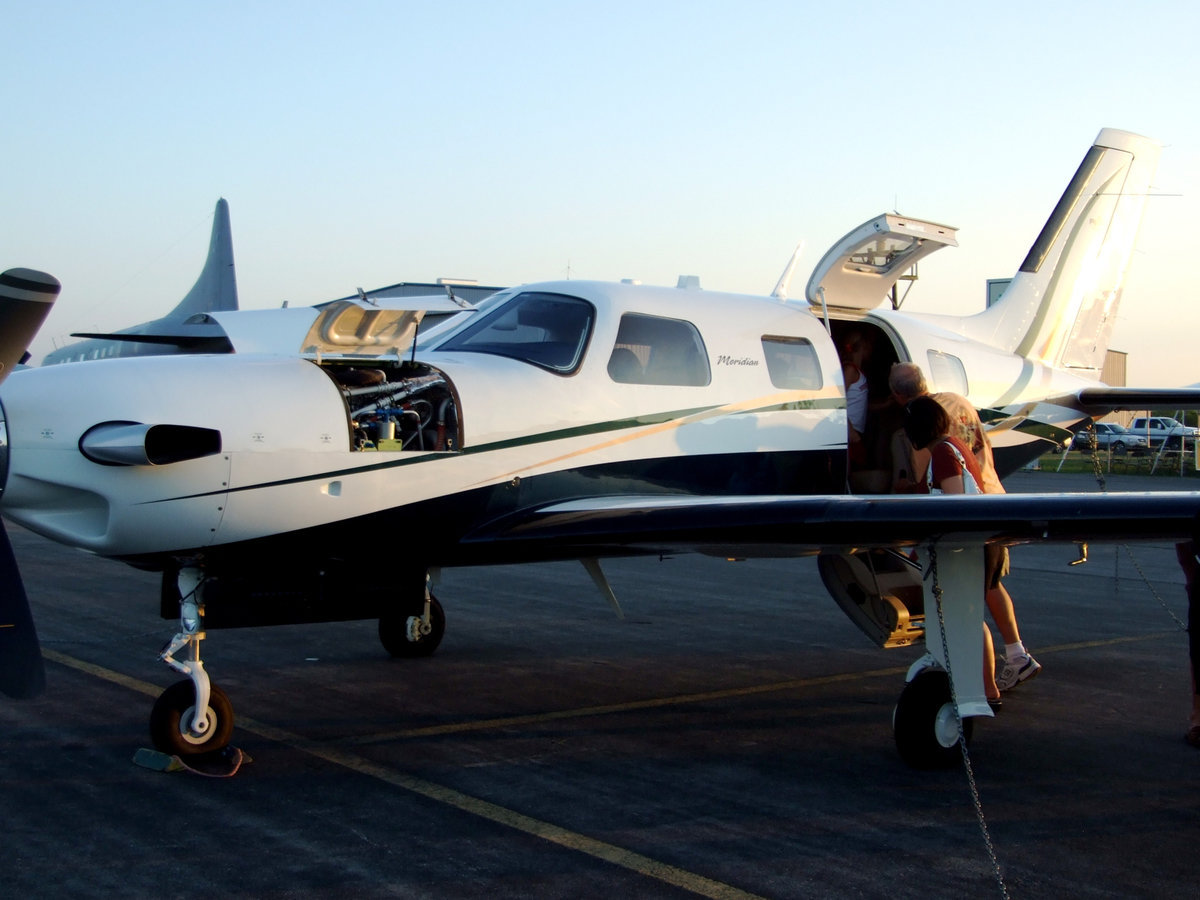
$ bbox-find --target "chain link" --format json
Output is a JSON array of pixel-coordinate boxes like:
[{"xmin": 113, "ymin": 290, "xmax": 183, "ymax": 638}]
[
  {"xmin": 1083, "ymin": 436, "xmax": 1186, "ymax": 631},
  {"xmin": 1086, "ymin": 423, "xmax": 1107, "ymax": 490},
  {"xmin": 928, "ymin": 545, "xmax": 1011, "ymax": 900},
  {"xmin": 1119, "ymin": 544, "xmax": 1189, "ymax": 631}
]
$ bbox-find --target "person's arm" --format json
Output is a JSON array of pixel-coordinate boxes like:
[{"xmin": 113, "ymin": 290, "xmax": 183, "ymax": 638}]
[
  {"xmin": 929, "ymin": 441, "xmax": 967, "ymax": 494},
  {"xmin": 938, "ymin": 474, "xmax": 966, "ymax": 494}
]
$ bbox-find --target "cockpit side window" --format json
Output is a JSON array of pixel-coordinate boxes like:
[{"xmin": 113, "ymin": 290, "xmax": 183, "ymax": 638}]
[
  {"xmin": 607, "ymin": 313, "xmax": 710, "ymax": 386},
  {"xmin": 762, "ymin": 336, "xmax": 823, "ymax": 390},
  {"xmin": 439, "ymin": 292, "xmax": 594, "ymax": 374}
]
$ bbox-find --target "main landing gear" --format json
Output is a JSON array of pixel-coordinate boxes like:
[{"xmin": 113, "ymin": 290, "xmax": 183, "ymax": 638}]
[
  {"xmin": 379, "ymin": 574, "xmax": 446, "ymax": 658},
  {"xmin": 892, "ymin": 667, "xmax": 973, "ymax": 769}
]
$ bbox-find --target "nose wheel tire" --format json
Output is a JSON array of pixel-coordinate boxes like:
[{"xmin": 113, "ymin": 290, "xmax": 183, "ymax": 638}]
[
  {"xmin": 379, "ymin": 594, "xmax": 445, "ymax": 658},
  {"xmin": 149, "ymin": 680, "xmax": 235, "ymax": 758},
  {"xmin": 892, "ymin": 669, "xmax": 973, "ymax": 769}
]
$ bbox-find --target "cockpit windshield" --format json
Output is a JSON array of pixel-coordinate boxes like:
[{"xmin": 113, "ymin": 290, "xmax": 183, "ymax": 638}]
[
  {"xmin": 435, "ymin": 291, "xmax": 594, "ymax": 374},
  {"xmin": 415, "ymin": 288, "xmax": 518, "ymax": 350}
]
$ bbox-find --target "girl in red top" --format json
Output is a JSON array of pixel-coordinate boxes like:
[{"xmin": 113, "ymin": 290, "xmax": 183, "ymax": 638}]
[
  {"xmin": 903, "ymin": 395, "xmax": 1002, "ymax": 707},
  {"xmin": 904, "ymin": 395, "xmax": 984, "ymax": 494}
]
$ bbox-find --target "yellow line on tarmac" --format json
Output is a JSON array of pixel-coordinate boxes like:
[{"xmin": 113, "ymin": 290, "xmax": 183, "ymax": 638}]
[
  {"xmin": 40, "ymin": 647, "xmax": 767, "ymax": 900},
  {"xmin": 40, "ymin": 629, "xmax": 1177, "ymax": 899},
  {"xmin": 1033, "ymin": 631, "xmax": 1179, "ymax": 654},
  {"xmin": 44, "ymin": 648, "xmax": 163, "ymax": 697},
  {"xmin": 347, "ymin": 665, "xmax": 914, "ymax": 744},
  {"xmin": 339, "ymin": 630, "xmax": 1181, "ymax": 745}
]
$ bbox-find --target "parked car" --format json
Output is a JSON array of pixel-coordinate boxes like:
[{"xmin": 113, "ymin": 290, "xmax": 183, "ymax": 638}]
[
  {"xmin": 1128, "ymin": 416, "xmax": 1199, "ymax": 449},
  {"xmin": 1071, "ymin": 422, "xmax": 1149, "ymax": 455}
]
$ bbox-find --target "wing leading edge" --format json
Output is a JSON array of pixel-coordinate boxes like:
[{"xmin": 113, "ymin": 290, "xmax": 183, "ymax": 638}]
[{"xmin": 462, "ymin": 491, "xmax": 1200, "ymax": 559}]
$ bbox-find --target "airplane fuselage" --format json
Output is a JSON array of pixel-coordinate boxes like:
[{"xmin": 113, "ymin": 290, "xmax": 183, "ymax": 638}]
[{"xmin": 0, "ymin": 280, "xmax": 1096, "ymax": 580}]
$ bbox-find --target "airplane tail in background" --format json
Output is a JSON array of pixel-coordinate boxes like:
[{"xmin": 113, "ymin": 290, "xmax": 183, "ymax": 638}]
[
  {"xmin": 166, "ymin": 197, "xmax": 239, "ymax": 319},
  {"xmin": 961, "ymin": 129, "xmax": 1160, "ymax": 377}
]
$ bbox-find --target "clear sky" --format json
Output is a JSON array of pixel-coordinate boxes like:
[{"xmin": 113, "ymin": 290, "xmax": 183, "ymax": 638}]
[{"xmin": 4, "ymin": 1, "xmax": 1198, "ymax": 385}]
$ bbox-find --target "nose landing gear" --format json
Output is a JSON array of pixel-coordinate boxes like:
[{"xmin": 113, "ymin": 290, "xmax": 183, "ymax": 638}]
[{"xmin": 149, "ymin": 566, "xmax": 234, "ymax": 758}]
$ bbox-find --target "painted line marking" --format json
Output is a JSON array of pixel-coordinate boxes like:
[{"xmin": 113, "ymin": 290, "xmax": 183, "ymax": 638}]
[
  {"xmin": 345, "ymin": 631, "xmax": 1178, "ymax": 744},
  {"xmin": 346, "ymin": 666, "xmax": 913, "ymax": 743},
  {"xmin": 40, "ymin": 648, "xmax": 767, "ymax": 900},
  {"xmin": 39, "ymin": 629, "xmax": 1175, "ymax": 899}
]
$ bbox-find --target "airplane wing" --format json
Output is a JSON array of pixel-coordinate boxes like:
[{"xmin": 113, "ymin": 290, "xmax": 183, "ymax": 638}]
[
  {"xmin": 463, "ymin": 488, "xmax": 1200, "ymax": 751},
  {"xmin": 462, "ymin": 491, "xmax": 1200, "ymax": 558}
]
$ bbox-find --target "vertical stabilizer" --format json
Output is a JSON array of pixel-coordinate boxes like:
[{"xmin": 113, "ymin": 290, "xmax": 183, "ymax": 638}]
[
  {"xmin": 167, "ymin": 198, "xmax": 239, "ymax": 318},
  {"xmin": 962, "ymin": 129, "xmax": 1160, "ymax": 376}
]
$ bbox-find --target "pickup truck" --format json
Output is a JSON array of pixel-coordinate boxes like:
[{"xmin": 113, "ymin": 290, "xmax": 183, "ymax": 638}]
[{"xmin": 1128, "ymin": 416, "xmax": 1199, "ymax": 449}]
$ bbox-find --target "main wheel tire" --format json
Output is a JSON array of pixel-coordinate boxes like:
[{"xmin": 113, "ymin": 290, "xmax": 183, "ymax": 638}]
[
  {"xmin": 893, "ymin": 670, "xmax": 972, "ymax": 769},
  {"xmin": 379, "ymin": 594, "xmax": 445, "ymax": 658},
  {"xmin": 1112, "ymin": 441, "xmax": 1126, "ymax": 455},
  {"xmin": 149, "ymin": 680, "xmax": 234, "ymax": 758}
]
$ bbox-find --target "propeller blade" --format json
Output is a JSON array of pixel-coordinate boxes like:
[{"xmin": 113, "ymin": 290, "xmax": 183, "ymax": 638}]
[
  {"xmin": 0, "ymin": 268, "xmax": 60, "ymax": 384},
  {"xmin": 0, "ymin": 522, "xmax": 44, "ymax": 698},
  {"xmin": 0, "ymin": 267, "xmax": 58, "ymax": 697}
]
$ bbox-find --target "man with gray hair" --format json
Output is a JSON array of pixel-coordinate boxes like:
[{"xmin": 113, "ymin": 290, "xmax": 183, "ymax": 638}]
[{"xmin": 888, "ymin": 361, "xmax": 1041, "ymax": 691}]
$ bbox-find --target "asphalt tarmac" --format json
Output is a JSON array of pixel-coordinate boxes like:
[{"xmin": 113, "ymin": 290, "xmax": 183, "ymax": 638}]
[{"xmin": 2, "ymin": 470, "xmax": 1198, "ymax": 898}]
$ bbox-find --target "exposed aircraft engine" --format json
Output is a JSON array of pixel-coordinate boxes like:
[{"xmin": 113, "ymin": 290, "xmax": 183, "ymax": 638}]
[{"xmin": 325, "ymin": 363, "xmax": 460, "ymax": 452}]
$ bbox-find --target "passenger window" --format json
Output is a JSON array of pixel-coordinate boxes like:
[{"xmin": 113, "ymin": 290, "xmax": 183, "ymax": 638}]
[
  {"xmin": 607, "ymin": 314, "xmax": 710, "ymax": 386},
  {"xmin": 926, "ymin": 350, "xmax": 969, "ymax": 396},
  {"xmin": 762, "ymin": 337, "xmax": 822, "ymax": 390},
  {"xmin": 439, "ymin": 292, "xmax": 593, "ymax": 374}
]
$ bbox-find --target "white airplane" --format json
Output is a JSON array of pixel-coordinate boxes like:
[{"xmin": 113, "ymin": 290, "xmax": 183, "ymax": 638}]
[
  {"xmin": 2, "ymin": 128, "xmax": 1198, "ymax": 768},
  {"xmin": 40, "ymin": 195, "xmax": 504, "ymax": 366},
  {"xmin": 41, "ymin": 198, "xmax": 240, "ymax": 364}
]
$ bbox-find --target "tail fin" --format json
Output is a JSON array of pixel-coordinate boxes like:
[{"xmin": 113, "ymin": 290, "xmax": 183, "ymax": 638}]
[
  {"xmin": 166, "ymin": 197, "xmax": 239, "ymax": 318},
  {"xmin": 963, "ymin": 129, "xmax": 1160, "ymax": 376}
]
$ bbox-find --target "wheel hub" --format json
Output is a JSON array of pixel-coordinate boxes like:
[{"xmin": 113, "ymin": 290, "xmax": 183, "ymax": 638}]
[
  {"xmin": 933, "ymin": 701, "xmax": 960, "ymax": 749},
  {"xmin": 180, "ymin": 704, "xmax": 216, "ymax": 745}
]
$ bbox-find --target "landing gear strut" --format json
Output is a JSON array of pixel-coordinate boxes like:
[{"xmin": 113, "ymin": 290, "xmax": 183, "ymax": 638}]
[
  {"xmin": 150, "ymin": 566, "xmax": 234, "ymax": 757},
  {"xmin": 379, "ymin": 573, "xmax": 446, "ymax": 657}
]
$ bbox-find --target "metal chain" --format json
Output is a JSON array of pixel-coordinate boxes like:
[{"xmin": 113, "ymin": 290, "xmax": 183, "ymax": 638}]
[
  {"xmin": 1087, "ymin": 423, "xmax": 1107, "ymax": 490},
  {"xmin": 1120, "ymin": 544, "xmax": 1188, "ymax": 632},
  {"xmin": 1085, "ymin": 432, "xmax": 1188, "ymax": 636},
  {"xmin": 929, "ymin": 545, "xmax": 1011, "ymax": 900}
]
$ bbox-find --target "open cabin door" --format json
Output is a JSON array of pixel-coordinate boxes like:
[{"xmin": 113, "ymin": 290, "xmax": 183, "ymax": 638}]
[{"xmin": 806, "ymin": 213, "xmax": 958, "ymax": 313}]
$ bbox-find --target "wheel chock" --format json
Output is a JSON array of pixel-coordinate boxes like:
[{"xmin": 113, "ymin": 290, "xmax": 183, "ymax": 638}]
[
  {"xmin": 132, "ymin": 745, "xmax": 249, "ymax": 777},
  {"xmin": 132, "ymin": 747, "xmax": 186, "ymax": 772}
]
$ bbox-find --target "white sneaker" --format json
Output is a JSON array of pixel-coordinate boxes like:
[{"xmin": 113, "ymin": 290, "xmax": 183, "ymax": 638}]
[{"xmin": 996, "ymin": 654, "xmax": 1041, "ymax": 691}]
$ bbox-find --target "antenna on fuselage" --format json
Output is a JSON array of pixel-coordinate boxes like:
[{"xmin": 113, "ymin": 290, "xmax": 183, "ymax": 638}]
[
  {"xmin": 444, "ymin": 284, "xmax": 472, "ymax": 309},
  {"xmin": 771, "ymin": 240, "xmax": 805, "ymax": 300}
]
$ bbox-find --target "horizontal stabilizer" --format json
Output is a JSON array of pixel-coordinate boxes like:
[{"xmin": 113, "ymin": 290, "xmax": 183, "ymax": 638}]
[
  {"xmin": 1071, "ymin": 387, "xmax": 1200, "ymax": 414},
  {"xmin": 69, "ymin": 330, "xmax": 232, "ymax": 350}
]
